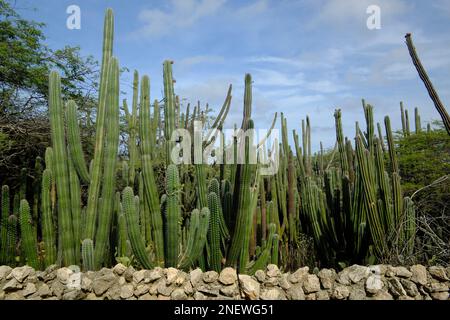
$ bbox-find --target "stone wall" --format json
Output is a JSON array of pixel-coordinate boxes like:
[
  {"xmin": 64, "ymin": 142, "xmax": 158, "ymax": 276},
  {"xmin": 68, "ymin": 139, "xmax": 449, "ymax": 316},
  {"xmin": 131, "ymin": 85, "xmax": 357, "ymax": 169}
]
[{"xmin": 0, "ymin": 264, "xmax": 449, "ymax": 300}]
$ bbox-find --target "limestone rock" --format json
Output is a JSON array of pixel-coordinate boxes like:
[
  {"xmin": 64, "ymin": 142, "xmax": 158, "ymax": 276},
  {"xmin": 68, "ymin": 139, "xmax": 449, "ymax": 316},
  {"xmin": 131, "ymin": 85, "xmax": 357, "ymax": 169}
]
[
  {"xmin": 171, "ymin": 288, "xmax": 188, "ymax": 300},
  {"xmin": 92, "ymin": 272, "xmax": 117, "ymax": 296},
  {"xmin": 365, "ymin": 275, "xmax": 384, "ymax": 294},
  {"xmin": 9, "ymin": 266, "xmax": 34, "ymax": 283},
  {"xmin": 400, "ymin": 279, "xmax": 419, "ymax": 297},
  {"xmin": 347, "ymin": 265, "xmax": 370, "ymax": 283},
  {"xmin": 0, "ymin": 265, "xmax": 12, "ymax": 280},
  {"xmin": 332, "ymin": 285, "xmax": 350, "ymax": 300},
  {"xmin": 190, "ymin": 268, "xmax": 203, "ymax": 287},
  {"xmin": 388, "ymin": 278, "xmax": 407, "ymax": 297},
  {"xmin": 260, "ymin": 288, "xmax": 285, "ymax": 300},
  {"xmin": 22, "ymin": 282, "xmax": 37, "ymax": 297},
  {"xmin": 63, "ymin": 289, "xmax": 84, "ymax": 300},
  {"xmin": 410, "ymin": 265, "xmax": 427, "ymax": 285},
  {"xmin": 279, "ymin": 274, "xmax": 291, "ymax": 290},
  {"xmin": 289, "ymin": 267, "xmax": 309, "ymax": 284},
  {"xmin": 56, "ymin": 267, "xmax": 73, "ymax": 284},
  {"xmin": 3, "ymin": 278, "xmax": 23, "ymax": 292},
  {"xmin": 134, "ymin": 284, "xmax": 149, "ymax": 296},
  {"xmin": 318, "ymin": 268, "xmax": 336, "ymax": 289},
  {"xmin": 145, "ymin": 267, "xmax": 163, "ymax": 283},
  {"xmin": 428, "ymin": 266, "xmax": 449, "ymax": 281},
  {"xmin": 266, "ymin": 264, "xmax": 280, "ymax": 278},
  {"xmin": 112, "ymin": 263, "xmax": 127, "ymax": 276},
  {"xmin": 166, "ymin": 267, "xmax": 179, "ymax": 285},
  {"xmin": 239, "ymin": 275, "xmax": 260, "ymax": 300},
  {"xmin": 302, "ymin": 274, "xmax": 320, "ymax": 293},
  {"xmin": 133, "ymin": 270, "xmax": 146, "ymax": 284},
  {"xmin": 349, "ymin": 288, "xmax": 366, "ymax": 300},
  {"xmin": 372, "ymin": 290, "xmax": 393, "ymax": 300},
  {"xmin": 120, "ymin": 284, "xmax": 134, "ymax": 299},
  {"xmin": 220, "ymin": 283, "xmax": 238, "ymax": 297},
  {"xmin": 394, "ymin": 266, "xmax": 412, "ymax": 278},
  {"xmin": 202, "ymin": 271, "xmax": 219, "ymax": 283},
  {"xmin": 430, "ymin": 292, "xmax": 449, "ymax": 300},
  {"xmin": 219, "ymin": 267, "xmax": 237, "ymax": 285},
  {"xmin": 316, "ymin": 290, "xmax": 330, "ymax": 300},
  {"xmin": 254, "ymin": 270, "xmax": 266, "ymax": 282},
  {"xmin": 139, "ymin": 293, "xmax": 156, "ymax": 300},
  {"xmin": 37, "ymin": 283, "xmax": 51, "ymax": 298},
  {"xmin": 123, "ymin": 266, "xmax": 135, "ymax": 282},
  {"xmin": 287, "ymin": 284, "xmax": 305, "ymax": 300}
]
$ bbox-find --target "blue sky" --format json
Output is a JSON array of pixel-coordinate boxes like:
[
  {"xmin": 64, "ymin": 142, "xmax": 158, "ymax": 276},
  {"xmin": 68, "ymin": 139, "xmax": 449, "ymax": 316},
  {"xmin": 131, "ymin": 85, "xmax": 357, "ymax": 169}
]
[{"xmin": 13, "ymin": 0, "xmax": 450, "ymax": 151}]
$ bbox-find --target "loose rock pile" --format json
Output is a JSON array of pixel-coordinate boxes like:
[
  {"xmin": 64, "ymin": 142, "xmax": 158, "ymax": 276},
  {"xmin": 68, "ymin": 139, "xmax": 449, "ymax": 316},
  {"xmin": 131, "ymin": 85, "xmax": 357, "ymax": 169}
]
[{"xmin": 0, "ymin": 264, "xmax": 449, "ymax": 300}]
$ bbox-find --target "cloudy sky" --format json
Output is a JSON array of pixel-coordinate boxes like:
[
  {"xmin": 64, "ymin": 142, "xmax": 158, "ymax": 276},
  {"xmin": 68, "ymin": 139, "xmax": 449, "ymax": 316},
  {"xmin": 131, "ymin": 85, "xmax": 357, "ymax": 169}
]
[{"xmin": 14, "ymin": 0, "xmax": 450, "ymax": 151}]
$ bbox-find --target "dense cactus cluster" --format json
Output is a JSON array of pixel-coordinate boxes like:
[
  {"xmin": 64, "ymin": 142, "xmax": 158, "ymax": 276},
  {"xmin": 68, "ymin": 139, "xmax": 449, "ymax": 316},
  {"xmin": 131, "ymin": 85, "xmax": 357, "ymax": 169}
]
[{"xmin": 0, "ymin": 8, "xmax": 427, "ymax": 274}]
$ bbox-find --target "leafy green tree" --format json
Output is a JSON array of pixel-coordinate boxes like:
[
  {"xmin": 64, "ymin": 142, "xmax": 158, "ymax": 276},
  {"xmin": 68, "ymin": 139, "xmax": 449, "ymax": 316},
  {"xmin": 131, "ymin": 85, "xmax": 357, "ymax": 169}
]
[{"xmin": 0, "ymin": 0, "xmax": 98, "ymax": 187}]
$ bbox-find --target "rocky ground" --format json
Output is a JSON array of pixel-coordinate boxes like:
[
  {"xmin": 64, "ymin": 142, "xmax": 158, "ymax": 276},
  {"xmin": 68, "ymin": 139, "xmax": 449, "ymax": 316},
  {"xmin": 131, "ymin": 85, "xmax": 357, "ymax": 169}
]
[{"xmin": 0, "ymin": 264, "xmax": 449, "ymax": 300}]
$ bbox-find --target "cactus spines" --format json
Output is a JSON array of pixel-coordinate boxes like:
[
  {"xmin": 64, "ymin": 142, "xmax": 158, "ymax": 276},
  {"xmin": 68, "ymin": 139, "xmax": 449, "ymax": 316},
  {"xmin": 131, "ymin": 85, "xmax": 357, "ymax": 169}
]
[
  {"xmin": 66, "ymin": 100, "xmax": 90, "ymax": 183},
  {"xmin": 94, "ymin": 56, "xmax": 120, "ymax": 268},
  {"xmin": 139, "ymin": 75, "xmax": 164, "ymax": 266},
  {"xmin": 178, "ymin": 207, "xmax": 210, "ymax": 269},
  {"xmin": 207, "ymin": 192, "xmax": 222, "ymax": 272},
  {"xmin": 82, "ymin": 239, "xmax": 95, "ymax": 271},
  {"xmin": 7, "ymin": 214, "xmax": 17, "ymax": 265},
  {"xmin": 19, "ymin": 199, "xmax": 39, "ymax": 269},
  {"xmin": 122, "ymin": 187, "xmax": 153, "ymax": 269},
  {"xmin": 163, "ymin": 60, "xmax": 176, "ymax": 165},
  {"xmin": 127, "ymin": 70, "xmax": 139, "ymax": 186},
  {"xmin": 165, "ymin": 164, "xmax": 181, "ymax": 267},
  {"xmin": 48, "ymin": 71, "xmax": 75, "ymax": 266},
  {"xmin": 41, "ymin": 169, "xmax": 56, "ymax": 266},
  {"xmin": 84, "ymin": 8, "xmax": 114, "ymax": 240},
  {"xmin": 414, "ymin": 107, "xmax": 421, "ymax": 133},
  {"xmin": 405, "ymin": 33, "xmax": 450, "ymax": 135},
  {"xmin": 1, "ymin": 185, "xmax": 10, "ymax": 264}
]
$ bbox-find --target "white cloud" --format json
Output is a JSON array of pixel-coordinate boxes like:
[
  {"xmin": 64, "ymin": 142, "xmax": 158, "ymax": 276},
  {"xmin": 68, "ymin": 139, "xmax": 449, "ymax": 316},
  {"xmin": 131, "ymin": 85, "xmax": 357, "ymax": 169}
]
[
  {"xmin": 235, "ymin": 0, "xmax": 269, "ymax": 17},
  {"xmin": 178, "ymin": 55, "xmax": 225, "ymax": 69},
  {"xmin": 136, "ymin": 0, "xmax": 226, "ymax": 38}
]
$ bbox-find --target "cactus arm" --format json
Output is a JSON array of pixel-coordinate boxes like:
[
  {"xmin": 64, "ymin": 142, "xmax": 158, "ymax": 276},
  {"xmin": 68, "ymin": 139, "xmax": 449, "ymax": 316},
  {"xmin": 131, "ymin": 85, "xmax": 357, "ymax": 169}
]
[{"xmin": 66, "ymin": 100, "xmax": 90, "ymax": 183}]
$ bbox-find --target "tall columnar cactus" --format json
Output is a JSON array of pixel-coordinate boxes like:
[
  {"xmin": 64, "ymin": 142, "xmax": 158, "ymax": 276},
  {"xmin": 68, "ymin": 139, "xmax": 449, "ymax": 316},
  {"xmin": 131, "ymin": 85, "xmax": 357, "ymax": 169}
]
[
  {"xmin": 163, "ymin": 60, "xmax": 176, "ymax": 165},
  {"xmin": 44, "ymin": 147, "xmax": 56, "ymax": 215},
  {"xmin": 32, "ymin": 157, "xmax": 43, "ymax": 225},
  {"xmin": 41, "ymin": 169, "xmax": 56, "ymax": 267},
  {"xmin": 19, "ymin": 199, "xmax": 39, "ymax": 269},
  {"xmin": 1, "ymin": 185, "xmax": 10, "ymax": 264},
  {"xmin": 227, "ymin": 119, "xmax": 257, "ymax": 272},
  {"xmin": 116, "ymin": 191, "xmax": 128, "ymax": 258},
  {"xmin": 68, "ymin": 152, "xmax": 82, "ymax": 264},
  {"xmin": 207, "ymin": 192, "xmax": 222, "ymax": 272},
  {"xmin": 94, "ymin": 57, "xmax": 120, "ymax": 268},
  {"xmin": 84, "ymin": 8, "xmax": 114, "ymax": 240},
  {"xmin": 165, "ymin": 164, "xmax": 181, "ymax": 267},
  {"xmin": 66, "ymin": 100, "xmax": 90, "ymax": 183},
  {"xmin": 82, "ymin": 239, "xmax": 94, "ymax": 271},
  {"xmin": 139, "ymin": 75, "xmax": 164, "ymax": 266},
  {"xmin": 48, "ymin": 71, "xmax": 75, "ymax": 266},
  {"xmin": 7, "ymin": 214, "xmax": 17, "ymax": 265},
  {"xmin": 178, "ymin": 207, "xmax": 210, "ymax": 270},
  {"xmin": 122, "ymin": 187, "xmax": 152, "ymax": 269},
  {"xmin": 414, "ymin": 107, "xmax": 421, "ymax": 133},
  {"xmin": 127, "ymin": 70, "xmax": 139, "ymax": 186},
  {"xmin": 19, "ymin": 168, "xmax": 27, "ymax": 201},
  {"xmin": 405, "ymin": 33, "xmax": 450, "ymax": 135}
]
